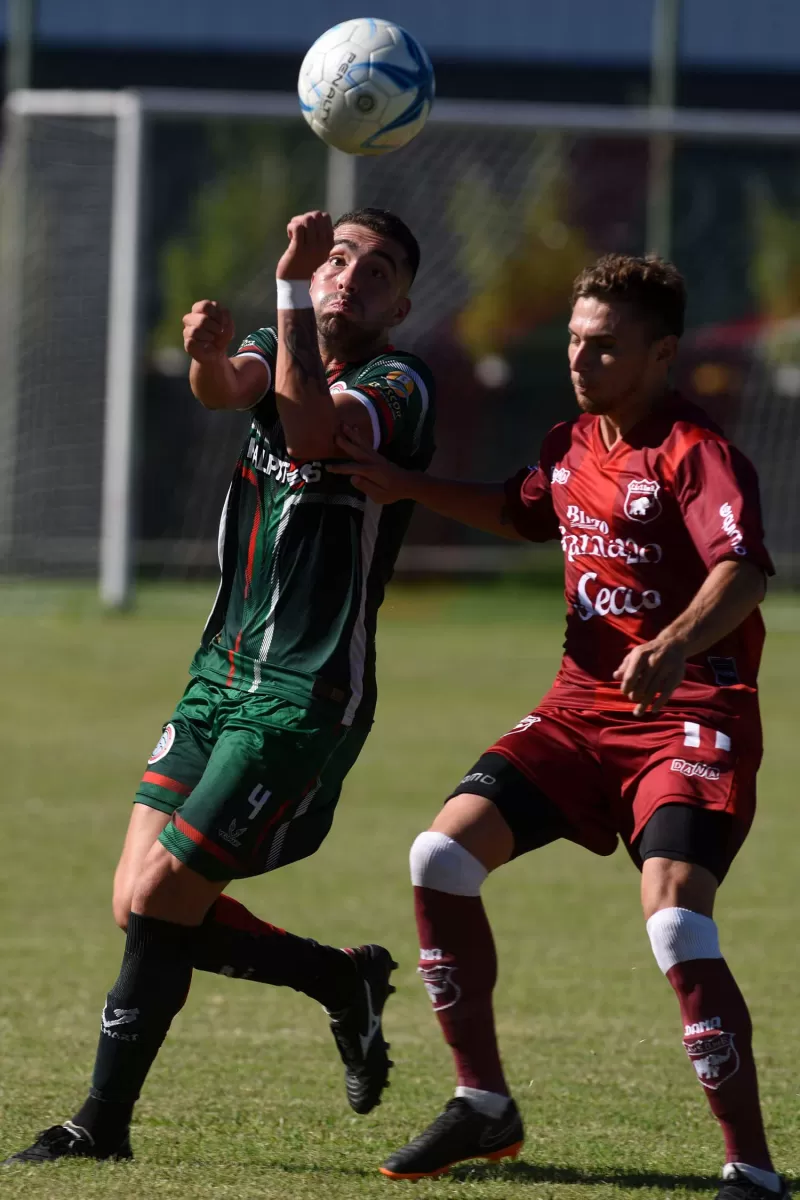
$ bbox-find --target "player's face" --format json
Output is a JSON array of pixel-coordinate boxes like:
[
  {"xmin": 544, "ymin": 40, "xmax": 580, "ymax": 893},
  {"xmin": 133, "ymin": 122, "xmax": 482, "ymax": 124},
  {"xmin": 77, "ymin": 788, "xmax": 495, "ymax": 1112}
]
[
  {"xmin": 311, "ymin": 224, "xmax": 412, "ymax": 345},
  {"xmin": 568, "ymin": 297, "xmax": 676, "ymax": 415}
]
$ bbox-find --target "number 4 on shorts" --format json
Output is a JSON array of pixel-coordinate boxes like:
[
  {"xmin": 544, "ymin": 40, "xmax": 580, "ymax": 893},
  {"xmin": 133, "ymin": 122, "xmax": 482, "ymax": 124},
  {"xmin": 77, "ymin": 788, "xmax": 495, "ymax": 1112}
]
[{"xmin": 247, "ymin": 784, "xmax": 272, "ymax": 821}]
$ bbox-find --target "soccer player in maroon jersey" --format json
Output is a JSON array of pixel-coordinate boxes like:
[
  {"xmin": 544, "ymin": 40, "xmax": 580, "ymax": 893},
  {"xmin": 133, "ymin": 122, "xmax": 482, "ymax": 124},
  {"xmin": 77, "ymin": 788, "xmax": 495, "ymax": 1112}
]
[{"xmin": 331, "ymin": 255, "xmax": 787, "ymax": 1196}]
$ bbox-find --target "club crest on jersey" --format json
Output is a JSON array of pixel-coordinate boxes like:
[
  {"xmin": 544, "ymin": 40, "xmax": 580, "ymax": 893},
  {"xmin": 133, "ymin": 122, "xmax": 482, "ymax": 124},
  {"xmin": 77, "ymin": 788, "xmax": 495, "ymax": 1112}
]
[
  {"xmin": 329, "ymin": 381, "xmax": 348, "ymax": 394},
  {"xmin": 683, "ymin": 1028, "xmax": 740, "ymax": 1090},
  {"xmin": 624, "ymin": 479, "xmax": 662, "ymax": 523},
  {"xmin": 418, "ymin": 963, "xmax": 462, "ymax": 1012},
  {"xmin": 148, "ymin": 722, "xmax": 175, "ymax": 765}
]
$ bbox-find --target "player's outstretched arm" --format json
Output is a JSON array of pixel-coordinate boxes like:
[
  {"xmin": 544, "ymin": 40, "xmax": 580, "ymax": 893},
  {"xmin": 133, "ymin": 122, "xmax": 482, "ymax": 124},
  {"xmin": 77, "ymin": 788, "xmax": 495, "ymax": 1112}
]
[
  {"xmin": 274, "ymin": 211, "xmax": 375, "ymax": 459},
  {"xmin": 184, "ymin": 300, "xmax": 269, "ymax": 411},
  {"xmin": 329, "ymin": 428, "xmax": 525, "ymax": 540},
  {"xmin": 614, "ymin": 559, "xmax": 767, "ymax": 716}
]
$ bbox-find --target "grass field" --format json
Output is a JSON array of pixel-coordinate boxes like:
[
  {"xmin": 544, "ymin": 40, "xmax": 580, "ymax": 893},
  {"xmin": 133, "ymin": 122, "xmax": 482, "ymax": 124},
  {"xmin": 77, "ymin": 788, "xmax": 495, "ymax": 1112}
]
[{"xmin": 1, "ymin": 580, "xmax": 799, "ymax": 1200}]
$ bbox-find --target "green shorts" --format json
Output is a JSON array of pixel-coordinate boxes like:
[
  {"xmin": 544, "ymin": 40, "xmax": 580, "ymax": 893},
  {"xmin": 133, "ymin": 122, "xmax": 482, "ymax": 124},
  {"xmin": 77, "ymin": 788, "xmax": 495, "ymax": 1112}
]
[{"xmin": 135, "ymin": 677, "xmax": 370, "ymax": 882}]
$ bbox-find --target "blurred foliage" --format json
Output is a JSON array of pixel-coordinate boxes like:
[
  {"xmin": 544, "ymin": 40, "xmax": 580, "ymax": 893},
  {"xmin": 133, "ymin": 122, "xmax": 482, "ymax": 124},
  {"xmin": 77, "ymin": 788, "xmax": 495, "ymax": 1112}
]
[
  {"xmin": 747, "ymin": 178, "xmax": 800, "ymax": 363},
  {"xmin": 152, "ymin": 121, "xmax": 325, "ymax": 353},
  {"xmin": 451, "ymin": 134, "xmax": 592, "ymax": 359}
]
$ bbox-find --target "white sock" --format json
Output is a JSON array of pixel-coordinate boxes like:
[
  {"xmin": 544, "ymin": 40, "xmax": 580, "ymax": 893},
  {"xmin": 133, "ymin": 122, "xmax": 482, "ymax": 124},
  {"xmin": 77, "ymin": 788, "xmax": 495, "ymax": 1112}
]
[
  {"xmin": 724, "ymin": 1163, "xmax": 782, "ymax": 1193},
  {"xmin": 455, "ymin": 1086, "xmax": 510, "ymax": 1119}
]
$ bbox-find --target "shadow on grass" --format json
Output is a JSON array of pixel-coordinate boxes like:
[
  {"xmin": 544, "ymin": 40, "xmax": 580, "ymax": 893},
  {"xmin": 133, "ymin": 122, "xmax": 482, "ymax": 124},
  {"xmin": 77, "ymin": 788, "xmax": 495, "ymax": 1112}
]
[{"xmin": 240, "ymin": 1158, "xmax": 799, "ymax": 1191}]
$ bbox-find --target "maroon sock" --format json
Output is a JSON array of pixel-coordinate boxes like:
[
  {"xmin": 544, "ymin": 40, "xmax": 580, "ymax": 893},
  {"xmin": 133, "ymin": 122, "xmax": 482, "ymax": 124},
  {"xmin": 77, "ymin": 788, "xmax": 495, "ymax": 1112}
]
[
  {"xmin": 194, "ymin": 894, "xmax": 356, "ymax": 1009},
  {"xmin": 667, "ymin": 957, "xmax": 773, "ymax": 1170},
  {"xmin": 414, "ymin": 885, "xmax": 508, "ymax": 1095}
]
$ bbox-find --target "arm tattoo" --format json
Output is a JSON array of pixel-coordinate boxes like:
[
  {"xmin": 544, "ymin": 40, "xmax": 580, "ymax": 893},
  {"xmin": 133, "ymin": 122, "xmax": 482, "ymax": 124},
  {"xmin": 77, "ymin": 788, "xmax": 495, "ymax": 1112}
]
[{"xmin": 282, "ymin": 311, "xmax": 328, "ymax": 391}]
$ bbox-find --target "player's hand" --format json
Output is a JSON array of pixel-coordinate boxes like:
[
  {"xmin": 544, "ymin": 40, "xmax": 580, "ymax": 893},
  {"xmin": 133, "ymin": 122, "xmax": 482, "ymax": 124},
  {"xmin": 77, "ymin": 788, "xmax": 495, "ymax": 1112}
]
[
  {"xmin": 183, "ymin": 300, "xmax": 235, "ymax": 363},
  {"xmin": 328, "ymin": 426, "xmax": 415, "ymax": 503},
  {"xmin": 613, "ymin": 638, "xmax": 687, "ymax": 717},
  {"xmin": 276, "ymin": 210, "xmax": 334, "ymax": 280}
]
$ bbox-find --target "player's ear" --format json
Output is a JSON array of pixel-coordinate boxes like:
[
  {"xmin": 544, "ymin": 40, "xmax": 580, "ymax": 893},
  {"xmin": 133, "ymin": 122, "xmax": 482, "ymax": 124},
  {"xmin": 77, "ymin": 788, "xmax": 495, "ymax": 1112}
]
[
  {"xmin": 390, "ymin": 295, "xmax": 412, "ymax": 327},
  {"xmin": 655, "ymin": 334, "xmax": 678, "ymax": 366}
]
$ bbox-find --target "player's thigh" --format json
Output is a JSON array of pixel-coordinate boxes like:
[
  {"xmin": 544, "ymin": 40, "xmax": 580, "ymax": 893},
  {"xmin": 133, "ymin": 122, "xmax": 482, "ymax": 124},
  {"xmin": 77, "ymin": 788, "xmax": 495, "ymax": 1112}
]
[
  {"xmin": 439, "ymin": 707, "xmax": 609, "ymax": 865},
  {"xmin": 114, "ymin": 679, "xmax": 218, "ymax": 922},
  {"xmin": 113, "ymin": 806, "xmax": 171, "ymax": 929},
  {"xmin": 158, "ymin": 699, "xmax": 365, "ymax": 882},
  {"xmin": 624, "ymin": 713, "xmax": 759, "ymax": 888}
]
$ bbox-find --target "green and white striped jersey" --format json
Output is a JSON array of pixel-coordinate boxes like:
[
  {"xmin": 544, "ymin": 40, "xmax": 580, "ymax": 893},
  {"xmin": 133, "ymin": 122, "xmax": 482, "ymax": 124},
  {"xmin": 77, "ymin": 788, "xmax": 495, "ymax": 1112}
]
[{"xmin": 190, "ymin": 326, "xmax": 436, "ymax": 726}]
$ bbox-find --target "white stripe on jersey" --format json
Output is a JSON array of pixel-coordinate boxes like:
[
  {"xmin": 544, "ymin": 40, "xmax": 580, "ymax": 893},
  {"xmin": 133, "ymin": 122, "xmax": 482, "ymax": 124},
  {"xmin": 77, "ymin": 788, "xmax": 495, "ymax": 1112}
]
[
  {"xmin": 232, "ymin": 353, "xmax": 272, "ymax": 407},
  {"xmin": 202, "ymin": 481, "xmax": 233, "ymax": 639},
  {"xmin": 343, "ymin": 497, "xmax": 381, "ymax": 726},
  {"xmin": 249, "ymin": 491, "xmax": 301, "ymax": 693},
  {"xmin": 334, "ymin": 387, "xmax": 381, "ymax": 449}
]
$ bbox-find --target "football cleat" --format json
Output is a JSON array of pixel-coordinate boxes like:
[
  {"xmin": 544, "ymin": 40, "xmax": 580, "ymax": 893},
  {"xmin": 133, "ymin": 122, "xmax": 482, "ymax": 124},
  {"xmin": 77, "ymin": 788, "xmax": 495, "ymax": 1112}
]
[
  {"xmin": 380, "ymin": 1096, "xmax": 524, "ymax": 1180},
  {"xmin": 326, "ymin": 943, "xmax": 397, "ymax": 1115},
  {"xmin": 716, "ymin": 1166, "xmax": 791, "ymax": 1200},
  {"xmin": 3, "ymin": 1121, "xmax": 133, "ymax": 1165}
]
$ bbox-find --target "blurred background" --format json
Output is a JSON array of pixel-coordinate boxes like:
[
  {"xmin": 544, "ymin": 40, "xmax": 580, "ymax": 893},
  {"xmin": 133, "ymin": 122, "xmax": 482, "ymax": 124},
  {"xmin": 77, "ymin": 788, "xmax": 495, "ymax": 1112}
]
[{"xmin": 1, "ymin": 0, "xmax": 800, "ymax": 599}]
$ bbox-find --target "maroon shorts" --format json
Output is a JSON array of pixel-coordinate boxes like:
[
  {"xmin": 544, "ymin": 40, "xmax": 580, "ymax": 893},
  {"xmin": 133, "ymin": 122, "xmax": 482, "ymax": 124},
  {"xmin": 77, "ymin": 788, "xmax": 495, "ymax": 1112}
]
[{"xmin": 483, "ymin": 704, "xmax": 762, "ymax": 859}]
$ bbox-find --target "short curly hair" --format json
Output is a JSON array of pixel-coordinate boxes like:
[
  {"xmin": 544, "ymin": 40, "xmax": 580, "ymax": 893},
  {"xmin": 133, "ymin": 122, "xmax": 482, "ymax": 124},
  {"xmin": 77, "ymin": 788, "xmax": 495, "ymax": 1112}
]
[
  {"xmin": 334, "ymin": 207, "xmax": 420, "ymax": 282},
  {"xmin": 571, "ymin": 253, "xmax": 686, "ymax": 339}
]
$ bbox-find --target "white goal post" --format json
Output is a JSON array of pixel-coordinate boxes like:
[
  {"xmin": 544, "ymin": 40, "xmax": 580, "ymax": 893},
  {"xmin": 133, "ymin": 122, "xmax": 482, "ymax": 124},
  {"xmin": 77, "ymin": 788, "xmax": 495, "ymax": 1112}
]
[{"xmin": 4, "ymin": 87, "xmax": 800, "ymax": 606}]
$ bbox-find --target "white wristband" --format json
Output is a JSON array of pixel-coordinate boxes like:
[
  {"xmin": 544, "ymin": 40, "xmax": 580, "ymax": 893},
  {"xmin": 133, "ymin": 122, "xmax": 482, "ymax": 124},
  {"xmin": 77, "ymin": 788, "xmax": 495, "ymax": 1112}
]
[{"xmin": 276, "ymin": 278, "xmax": 313, "ymax": 310}]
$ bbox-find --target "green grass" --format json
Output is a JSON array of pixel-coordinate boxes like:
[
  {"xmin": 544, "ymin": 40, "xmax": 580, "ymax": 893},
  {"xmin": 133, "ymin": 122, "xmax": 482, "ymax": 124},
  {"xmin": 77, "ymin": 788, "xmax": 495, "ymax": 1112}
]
[{"xmin": 1, "ymin": 580, "xmax": 799, "ymax": 1199}]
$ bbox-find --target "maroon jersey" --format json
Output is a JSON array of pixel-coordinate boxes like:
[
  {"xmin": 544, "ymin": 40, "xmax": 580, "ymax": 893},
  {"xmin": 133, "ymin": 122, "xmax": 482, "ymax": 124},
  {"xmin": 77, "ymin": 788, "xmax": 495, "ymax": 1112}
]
[{"xmin": 505, "ymin": 395, "xmax": 774, "ymax": 715}]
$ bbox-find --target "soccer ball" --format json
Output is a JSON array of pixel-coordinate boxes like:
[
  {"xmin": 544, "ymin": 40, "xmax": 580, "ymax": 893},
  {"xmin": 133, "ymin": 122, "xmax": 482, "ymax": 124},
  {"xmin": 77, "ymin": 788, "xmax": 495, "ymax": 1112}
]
[{"xmin": 298, "ymin": 18, "xmax": 434, "ymax": 156}]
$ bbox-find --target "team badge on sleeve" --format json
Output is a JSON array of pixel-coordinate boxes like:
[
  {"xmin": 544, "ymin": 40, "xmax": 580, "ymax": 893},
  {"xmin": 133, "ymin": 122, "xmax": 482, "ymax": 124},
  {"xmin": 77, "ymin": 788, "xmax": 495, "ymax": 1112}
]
[
  {"xmin": 384, "ymin": 370, "xmax": 415, "ymax": 400},
  {"xmin": 624, "ymin": 479, "xmax": 662, "ymax": 523},
  {"xmin": 148, "ymin": 722, "xmax": 176, "ymax": 765}
]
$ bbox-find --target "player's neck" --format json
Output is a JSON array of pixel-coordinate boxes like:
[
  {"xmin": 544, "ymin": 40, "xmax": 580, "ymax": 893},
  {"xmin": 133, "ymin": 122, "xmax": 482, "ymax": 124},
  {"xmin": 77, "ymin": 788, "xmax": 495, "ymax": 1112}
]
[
  {"xmin": 318, "ymin": 330, "xmax": 389, "ymax": 369},
  {"xmin": 597, "ymin": 384, "xmax": 671, "ymax": 449}
]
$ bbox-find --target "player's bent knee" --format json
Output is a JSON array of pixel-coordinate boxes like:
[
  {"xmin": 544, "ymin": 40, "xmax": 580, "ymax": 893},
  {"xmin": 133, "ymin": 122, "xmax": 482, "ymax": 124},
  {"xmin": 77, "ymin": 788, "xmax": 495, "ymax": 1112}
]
[
  {"xmin": 409, "ymin": 830, "xmax": 488, "ymax": 896},
  {"xmin": 645, "ymin": 906, "xmax": 722, "ymax": 975},
  {"xmin": 131, "ymin": 840, "xmax": 224, "ymax": 923}
]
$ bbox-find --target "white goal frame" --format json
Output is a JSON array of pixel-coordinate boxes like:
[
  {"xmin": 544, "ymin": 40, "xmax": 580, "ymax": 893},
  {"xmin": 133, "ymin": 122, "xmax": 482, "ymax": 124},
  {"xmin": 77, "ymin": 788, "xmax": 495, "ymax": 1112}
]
[{"xmin": 6, "ymin": 87, "xmax": 800, "ymax": 606}]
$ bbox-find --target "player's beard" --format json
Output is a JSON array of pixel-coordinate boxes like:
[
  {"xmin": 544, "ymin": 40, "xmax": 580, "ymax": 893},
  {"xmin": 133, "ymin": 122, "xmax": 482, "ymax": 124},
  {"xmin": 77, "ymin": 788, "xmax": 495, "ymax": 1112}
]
[{"xmin": 316, "ymin": 300, "xmax": 389, "ymax": 361}]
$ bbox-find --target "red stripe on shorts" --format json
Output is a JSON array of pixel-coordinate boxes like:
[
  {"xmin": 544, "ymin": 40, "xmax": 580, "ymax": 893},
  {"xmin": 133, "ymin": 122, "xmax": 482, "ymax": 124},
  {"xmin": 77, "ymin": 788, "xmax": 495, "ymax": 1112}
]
[
  {"xmin": 141, "ymin": 771, "xmax": 192, "ymax": 796},
  {"xmin": 172, "ymin": 813, "xmax": 241, "ymax": 870}
]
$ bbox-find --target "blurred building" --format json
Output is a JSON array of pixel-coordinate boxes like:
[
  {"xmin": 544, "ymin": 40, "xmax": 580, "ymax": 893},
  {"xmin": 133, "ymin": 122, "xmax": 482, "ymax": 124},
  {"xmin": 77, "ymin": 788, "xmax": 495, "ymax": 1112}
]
[{"xmin": 2, "ymin": 0, "xmax": 800, "ymax": 109}]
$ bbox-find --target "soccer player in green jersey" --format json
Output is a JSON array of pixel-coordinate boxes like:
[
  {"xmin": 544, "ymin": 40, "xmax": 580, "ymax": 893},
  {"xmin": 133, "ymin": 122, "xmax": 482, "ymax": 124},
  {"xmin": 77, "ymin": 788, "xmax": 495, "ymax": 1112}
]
[{"xmin": 6, "ymin": 208, "xmax": 436, "ymax": 1165}]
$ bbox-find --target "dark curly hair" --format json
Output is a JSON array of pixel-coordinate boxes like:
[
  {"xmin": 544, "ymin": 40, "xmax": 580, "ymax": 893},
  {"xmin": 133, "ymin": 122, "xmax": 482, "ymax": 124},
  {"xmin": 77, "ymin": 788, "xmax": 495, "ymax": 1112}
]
[{"xmin": 571, "ymin": 253, "xmax": 686, "ymax": 339}]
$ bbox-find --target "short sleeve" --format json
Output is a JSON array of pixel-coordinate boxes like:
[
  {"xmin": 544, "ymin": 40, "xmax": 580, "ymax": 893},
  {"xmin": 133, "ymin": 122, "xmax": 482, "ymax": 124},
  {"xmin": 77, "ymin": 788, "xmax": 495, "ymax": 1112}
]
[
  {"xmin": 234, "ymin": 326, "xmax": 277, "ymax": 411},
  {"xmin": 503, "ymin": 464, "xmax": 560, "ymax": 543},
  {"xmin": 672, "ymin": 437, "xmax": 774, "ymax": 576},
  {"xmin": 341, "ymin": 355, "xmax": 435, "ymax": 463}
]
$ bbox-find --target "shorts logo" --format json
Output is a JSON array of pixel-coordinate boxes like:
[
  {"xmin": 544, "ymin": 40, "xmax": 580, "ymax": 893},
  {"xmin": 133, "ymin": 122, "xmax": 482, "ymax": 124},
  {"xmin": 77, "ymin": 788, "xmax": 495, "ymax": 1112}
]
[
  {"xmin": 624, "ymin": 479, "xmax": 662, "ymax": 523},
  {"xmin": 512, "ymin": 715, "xmax": 542, "ymax": 732},
  {"xmin": 419, "ymin": 962, "xmax": 462, "ymax": 1012},
  {"xmin": 670, "ymin": 758, "xmax": 721, "ymax": 780},
  {"xmin": 551, "ymin": 466, "xmax": 571, "ymax": 484},
  {"xmin": 218, "ymin": 819, "xmax": 248, "ymax": 847},
  {"xmin": 148, "ymin": 722, "xmax": 175, "ymax": 765},
  {"xmin": 708, "ymin": 656, "xmax": 740, "ymax": 687},
  {"xmin": 683, "ymin": 1027, "xmax": 740, "ymax": 1090}
]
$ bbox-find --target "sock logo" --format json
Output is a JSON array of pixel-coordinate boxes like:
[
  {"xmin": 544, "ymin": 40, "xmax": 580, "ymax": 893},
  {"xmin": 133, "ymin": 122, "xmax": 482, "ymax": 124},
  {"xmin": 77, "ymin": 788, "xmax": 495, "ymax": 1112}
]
[
  {"xmin": 101, "ymin": 1005, "xmax": 140, "ymax": 1041},
  {"xmin": 682, "ymin": 1027, "xmax": 740, "ymax": 1089},
  {"xmin": 418, "ymin": 961, "xmax": 461, "ymax": 1012}
]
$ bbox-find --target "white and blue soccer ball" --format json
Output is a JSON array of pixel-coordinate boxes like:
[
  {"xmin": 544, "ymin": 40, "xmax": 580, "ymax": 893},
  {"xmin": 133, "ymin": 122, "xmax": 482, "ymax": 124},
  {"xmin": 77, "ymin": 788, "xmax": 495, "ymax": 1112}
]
[{"xmin": 298, "ymin": 18, "xmax": 435, "ymax": 156}]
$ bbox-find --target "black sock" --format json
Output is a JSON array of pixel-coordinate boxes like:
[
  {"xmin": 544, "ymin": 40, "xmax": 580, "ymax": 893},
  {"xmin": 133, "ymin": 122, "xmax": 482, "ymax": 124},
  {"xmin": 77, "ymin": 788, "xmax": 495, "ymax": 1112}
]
[
  {"xmin": 72, "ymin": 913, "xmax": 198, "ymax": 1146},
  {"xmin": 193, "ymin": 894, "xmax": 357, "ymax": 1009}
]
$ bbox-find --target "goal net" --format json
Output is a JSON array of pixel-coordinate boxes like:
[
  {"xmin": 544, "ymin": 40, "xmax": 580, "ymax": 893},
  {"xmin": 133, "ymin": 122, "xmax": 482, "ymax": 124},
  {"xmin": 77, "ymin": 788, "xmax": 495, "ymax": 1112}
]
[{"xmin": 1, "ymin": 90, "xmax": 799, "ymax": 600}]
